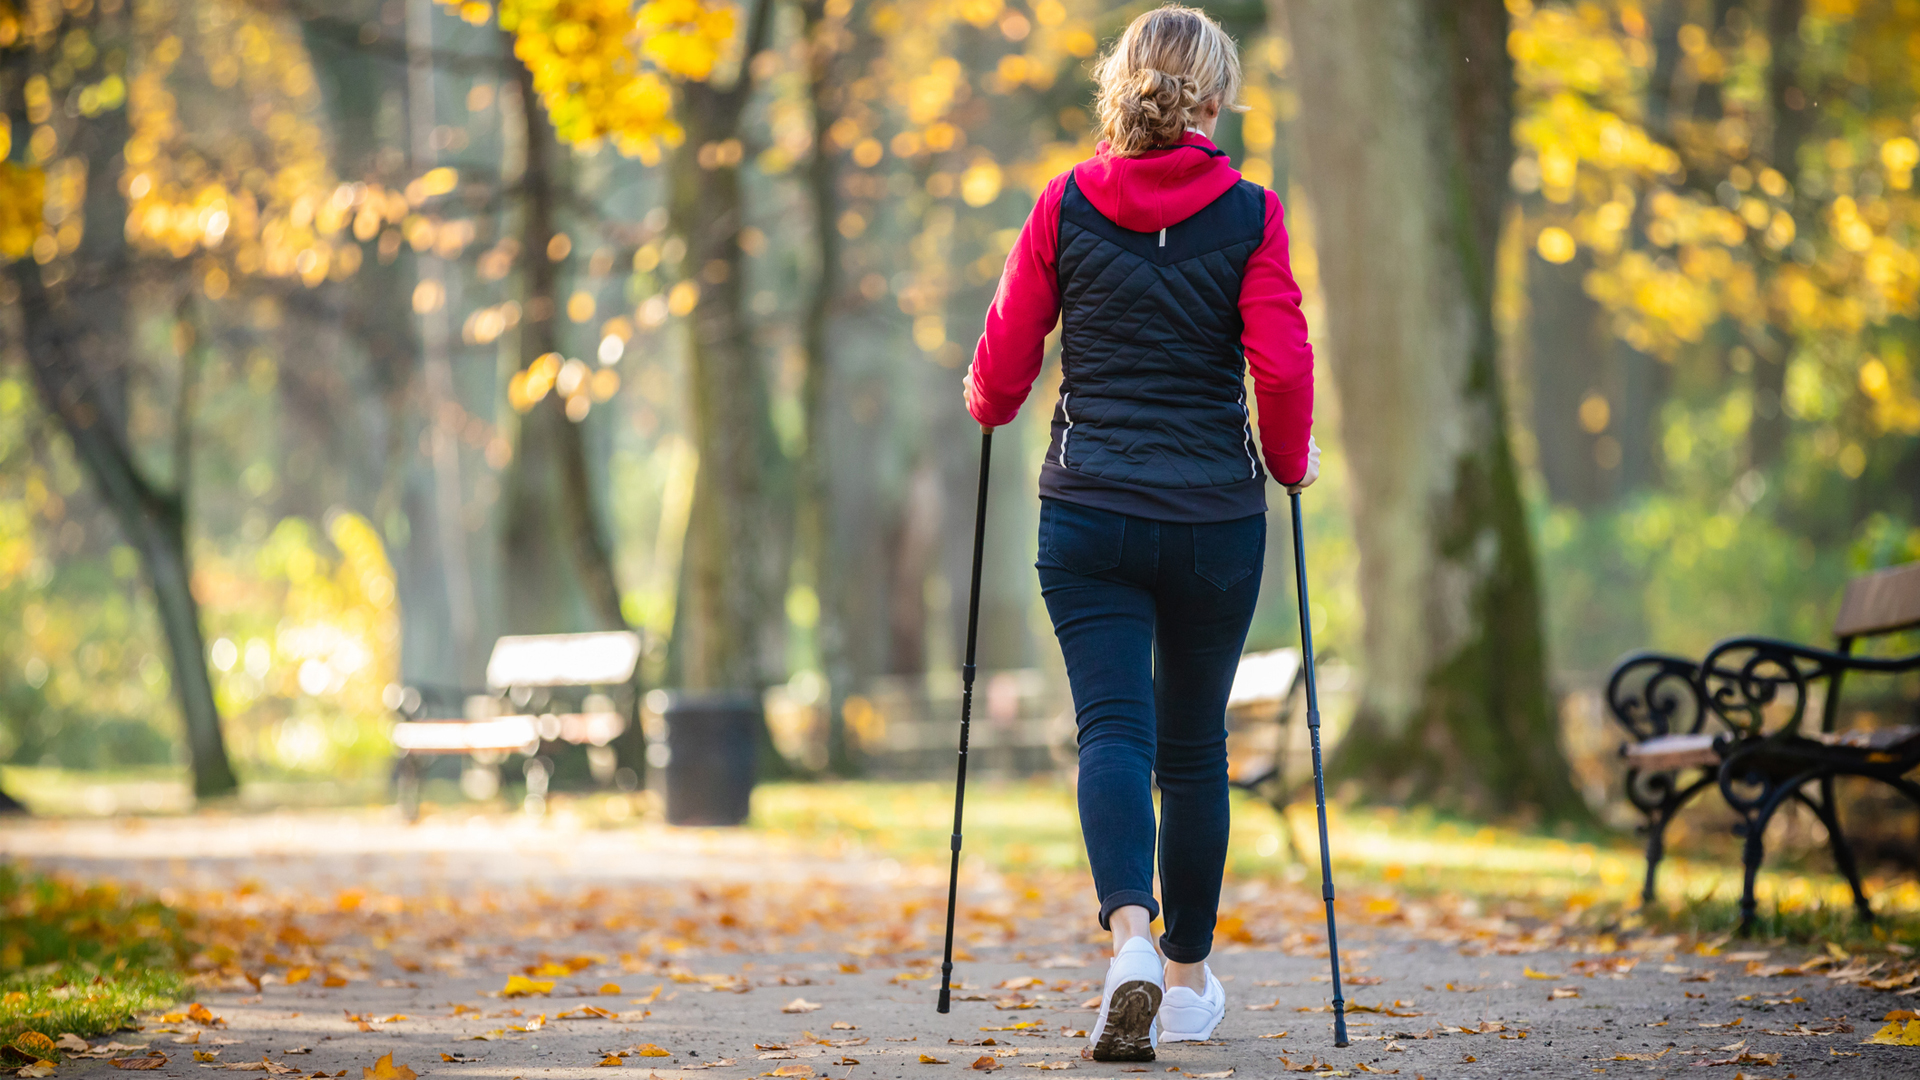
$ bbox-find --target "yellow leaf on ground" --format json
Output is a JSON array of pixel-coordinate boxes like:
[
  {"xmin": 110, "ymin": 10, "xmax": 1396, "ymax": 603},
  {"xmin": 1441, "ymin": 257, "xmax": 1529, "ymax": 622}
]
[
  {"xmin": 195, "ymin": 1051, "xmax": 223, "ymax": 1061},
  {"xmin": 501, "ymin": 976, "xmax": 554, "ymax": 998},
  {"xmin": 920, "ymin": 1054, "xmax": 949, "ymax": 1064},
  {"xmin": 599, "ymin": 984, "xmax": 621, "ymax": 996},
  {"xmin": 1867, "ymin": 1019, "xmax": 1920, "ymax": 1046},
  {"xmin": 782, "ymin": 998, "xmax": 822, "ymax": 1013},
  {"xmin": 12, "ymin": 1033, "xmax": 58, "ymax": 1061},
  {"xmin": 765, "ymin": 1068, "xmax": 814, "ymax": 1078},
  {"xmin": 633, "ymin": 1045, "xmax": 670, "ymax": 1058},
  {"xmin": 360, "ymin": 1053, "xmax": 416, "ymax": 1080},
  {"xmin": 1548, "ymin": 987, "xmax": 1579, "ymax": 1000},
  {"xmin": 597, "ymin": 1055, "xmax": 624, "ymax": 1067},
  {"xmin": 1521, "ymin": 966, "xmax": 1560, "ymax": 980},
  {"xmin": 284, "ymin": 968, "xmax": 311, "ymax": 986}
]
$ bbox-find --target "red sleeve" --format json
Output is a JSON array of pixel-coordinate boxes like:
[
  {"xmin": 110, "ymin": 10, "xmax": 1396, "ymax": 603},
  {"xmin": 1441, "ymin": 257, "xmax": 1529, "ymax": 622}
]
[
  {"xmin": 966, "ymin": 172, "xmax": 1067, "ymax": 428},
  {"xmin": 1242, "ymin": 188, "xmax": 1315, "ymax": 486}
]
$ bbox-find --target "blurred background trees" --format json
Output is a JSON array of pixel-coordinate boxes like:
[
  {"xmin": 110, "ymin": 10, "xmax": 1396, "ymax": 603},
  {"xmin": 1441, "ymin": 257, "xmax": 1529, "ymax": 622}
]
[{"xmin": 0, "ymin": 0, "xmax": 1916, "ymax": 821}]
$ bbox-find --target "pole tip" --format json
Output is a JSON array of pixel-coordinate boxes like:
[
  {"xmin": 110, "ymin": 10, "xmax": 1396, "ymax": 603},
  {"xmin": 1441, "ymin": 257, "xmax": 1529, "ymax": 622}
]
[{"xmin": 936, "ymin": 986, "xmax": 951, "ymax": 1014}]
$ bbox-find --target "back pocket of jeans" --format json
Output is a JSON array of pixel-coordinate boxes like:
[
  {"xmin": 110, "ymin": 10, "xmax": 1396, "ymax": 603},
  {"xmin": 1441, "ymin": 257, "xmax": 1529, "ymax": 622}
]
[
  {"xmin": 1192, "ymin": 513, "xmax": 1265, "ymax": 590},
  {"xmin": 1040, "ymin": 500, "xmax": 1125, "ymax": 576}
]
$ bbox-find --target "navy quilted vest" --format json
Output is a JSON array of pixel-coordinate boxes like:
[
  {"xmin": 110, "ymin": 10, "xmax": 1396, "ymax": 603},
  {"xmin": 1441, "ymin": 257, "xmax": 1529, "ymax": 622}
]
[{"xmin": 1039, "ymin": 165, "xmax": 1269, "ymax": 523}]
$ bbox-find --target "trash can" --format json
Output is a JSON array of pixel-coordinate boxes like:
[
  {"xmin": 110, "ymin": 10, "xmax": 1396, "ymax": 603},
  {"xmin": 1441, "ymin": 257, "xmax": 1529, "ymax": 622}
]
[{"xmin": 663, "ymin": 692, "xmax": 759, "ymax": 826}]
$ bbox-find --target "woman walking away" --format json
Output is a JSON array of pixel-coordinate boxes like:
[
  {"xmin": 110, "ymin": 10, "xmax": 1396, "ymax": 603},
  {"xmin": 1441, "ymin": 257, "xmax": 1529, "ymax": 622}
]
[{"xmin": 963, "ymin": 4, "xmax": 1318, "ymax": 1063}]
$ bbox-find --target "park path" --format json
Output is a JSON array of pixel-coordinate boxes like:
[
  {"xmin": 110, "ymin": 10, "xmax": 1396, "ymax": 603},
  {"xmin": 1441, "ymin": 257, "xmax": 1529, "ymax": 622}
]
[{"xmin": 3, "ymin": 808, "xmax": 1915, "ymax": 1079}]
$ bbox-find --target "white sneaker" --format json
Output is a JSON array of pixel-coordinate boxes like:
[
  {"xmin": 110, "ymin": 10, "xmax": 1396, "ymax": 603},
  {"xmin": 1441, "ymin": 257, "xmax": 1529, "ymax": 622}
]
[
  {"xmin": 1088, "ymin": 937, "xmax": 1162, "ymax": 1062},
  {"xmin": 1158, "ymin": 964, "xmax": 1225, "ymax": 1042}
]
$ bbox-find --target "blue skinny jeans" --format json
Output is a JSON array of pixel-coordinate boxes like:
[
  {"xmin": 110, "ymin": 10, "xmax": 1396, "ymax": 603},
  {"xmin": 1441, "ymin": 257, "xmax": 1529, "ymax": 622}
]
[{"xmin": 1036, "ymin": 496, "xmax": 1264, "ymax": 963}]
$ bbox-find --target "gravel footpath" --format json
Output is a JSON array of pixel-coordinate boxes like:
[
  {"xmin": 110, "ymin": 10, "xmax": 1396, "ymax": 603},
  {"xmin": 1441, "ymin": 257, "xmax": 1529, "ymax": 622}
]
[{"xmin": 4, "ymin": 811, "xmax": 1910, "ymax": 1079}]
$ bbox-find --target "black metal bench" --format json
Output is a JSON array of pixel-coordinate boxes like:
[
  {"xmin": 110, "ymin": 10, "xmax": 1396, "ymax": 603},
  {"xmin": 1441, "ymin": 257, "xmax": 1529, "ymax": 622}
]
[{"xmin": 1607, "ymin": 561, "xmax": 1920, "ymax": 933}]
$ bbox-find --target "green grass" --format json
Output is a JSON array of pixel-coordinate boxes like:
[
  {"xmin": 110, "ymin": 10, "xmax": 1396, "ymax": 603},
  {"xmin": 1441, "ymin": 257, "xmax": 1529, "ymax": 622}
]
[
  {"xmin": 0, "ymin": 964, "xmax": 188, "ymax": 1048},
  {"xmin": 0, "ymin": 865, "xmax": 191, "ymax": 1044},
  {"xmin": 746, "ymin": 780, "xmax": 1920, "ymax": 948}
]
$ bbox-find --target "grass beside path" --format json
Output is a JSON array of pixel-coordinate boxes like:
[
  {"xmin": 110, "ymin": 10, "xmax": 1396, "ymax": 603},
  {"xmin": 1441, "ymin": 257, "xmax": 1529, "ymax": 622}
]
[
  {"xmin": 750, "ymin": 780, "xmax": 1920, "ymax": 949},
  {"xmin": 0, "ymin": 866, "xmax": 189, "ymax": 1045}
]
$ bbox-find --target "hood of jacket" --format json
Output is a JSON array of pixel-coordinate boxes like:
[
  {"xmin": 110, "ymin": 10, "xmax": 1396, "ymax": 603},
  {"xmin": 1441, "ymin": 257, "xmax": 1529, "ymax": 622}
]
[{"xmin": 1071, "ymin": 132, "xmax": 1245, "ymax": 234}]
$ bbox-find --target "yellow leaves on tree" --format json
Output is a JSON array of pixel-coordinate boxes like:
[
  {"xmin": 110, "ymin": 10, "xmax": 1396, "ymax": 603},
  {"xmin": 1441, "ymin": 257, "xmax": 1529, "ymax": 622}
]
[
  {"xmin": 0, "ymin": 161, "xmax": 45, "ymax": 262},
  {"xmin": 459, "ymin": 0, "xmax": 739, "ymax": 163}
]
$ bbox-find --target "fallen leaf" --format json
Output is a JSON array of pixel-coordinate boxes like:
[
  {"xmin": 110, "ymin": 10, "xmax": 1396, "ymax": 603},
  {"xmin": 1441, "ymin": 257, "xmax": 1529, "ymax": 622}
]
[
  {"xmin": 597, "ymin": 1056, "xmax": 624, "ymax": 1068},
  {"xmin": 1021, "ymin": 1064, "xmax": 1075, "ymax": 1072},
  {"xmin": 501, "ymin": 976, "xmax": 554, "ymax": 998},
  {"xmin": 284, "ymin": 968, "xmax": 311, "ymax": 986},
  {"xmin": 634, "ymin": 1045, "xmax": 670, "ymax": 1058},
  {"xmin": 174, "ymin": 1033, "xmax": 204, "ymax": 1045},
  {"xmin": 764, "ymin": 1068, "xmax": 814, "ymax": 1078},
  {"xmin": 782, "ymin": 998, "xmax": 823, "ymax": 1014},
  {"xmin": 52, "ymin": 1038, "xmax": 85, "ymax": 1055},
  {"xmin": 557, "ymin": 1006, "xmax": 615, "ymax": 1020},
  {"xmin": 971, "ymin": 1057, "xmax": 1001, "ymax": 1071},
  {"xmin": 187, "ymin": 1005, "xmax": 224, "ymax": 1028},
  {"xmin": 1185, "ymin": 1071, "xmax": 1234, "ymax": 1078},
  {"xmin": 360, "ymin": 1054, "xmax": 416, "ymax": 1080},
  {"xmin": 1683, "ymin": 972, "xmax": 1717, "ymax": 983},
  {"xmin": 998, "ymin": 978, "xmax": 1044, "ymax": 991},
  {"xmin": 10, "ymin": 1035, "xmax": 57, "ymax": 1063},
  {"xmin": 1547, "ymin": 987, "xmax": 1579, "ymax": 1000},
  {"xmin": 920, "ymin": 1054, "xmax": 950, "ymax": 1064},
  {"xmin": 1609, "ymin": 1049, "xmax": 1671, "ymax": 1061},
  {"xmin": 1246, "ymin": 1000, "xmax": 1280, "ymax": 1011},
  {"xmin": 1459, "ymin": 1055, "xmax": 1476, "ymax": 1064},
  {"xmin": 1697, "ymin": 1017, "xmax": 1744, "ymax": 1029},
  {"xmin": 1521, "ymin": 967, "xmax": 1560, "ymax": 980},
  {"xmin": 1867, "ymin": 1019, "xmax": 1920, "ymax": 1046},
  {"xmin": 837, "ymin": 1058, "xmax": 860, "ymax": 1066},
  {"xmin": 599, "ymin": 984, "xmax": 622, "ymax": 996},
  {"xmin": 1258, "ymin": 1032, "xmax": 1289, "ymax": 1039},
  {"xmin": 437, "ymin": 1055, "xmax": 478, "ymax": 1064},
  {"xmin": 634, "ymin": 985, "xmax": 663, "ymax": 1005},
  {"xmin": 18, "ymin": 1063, "xmax": 55, "ymax": 1078},
  {"xmin": 195, "ymin": 1051, "xmax": 223, "ymax": 1062},
  {"xmin": 111, "ymin": 1055, "xmax": 167, "ymax": 1071}
]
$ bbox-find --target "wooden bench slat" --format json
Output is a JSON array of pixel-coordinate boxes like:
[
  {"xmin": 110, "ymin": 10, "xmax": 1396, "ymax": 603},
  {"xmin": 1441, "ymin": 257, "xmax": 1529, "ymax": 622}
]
[
  {"xmin": 1834, "ymin": 562, "xmax": 1920, "ymax": 638},
  {"xmin": 1811, "ymin": 724, "xmax": 1920, "ymax": 754},
  {"xmin": 1625, "ymin": 733, "xmax": 1720, "ymax": 771}
]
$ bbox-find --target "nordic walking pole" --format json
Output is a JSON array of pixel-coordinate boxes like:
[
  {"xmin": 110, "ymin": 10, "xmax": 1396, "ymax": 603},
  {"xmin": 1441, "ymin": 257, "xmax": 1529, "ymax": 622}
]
[
  {"xmin": 937, "ymin": 426, "xmax": 993, "ymax": 1014},
  {"xmin": 1290, "ymin": 489, "xmax": 1349, "ymax": 1047}
]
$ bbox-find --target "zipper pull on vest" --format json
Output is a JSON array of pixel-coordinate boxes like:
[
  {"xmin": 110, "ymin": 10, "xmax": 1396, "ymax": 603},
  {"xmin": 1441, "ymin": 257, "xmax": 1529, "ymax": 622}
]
[{"xmin": 1158, "ymin": 227, "xmax": 1167, "ymax": 248}]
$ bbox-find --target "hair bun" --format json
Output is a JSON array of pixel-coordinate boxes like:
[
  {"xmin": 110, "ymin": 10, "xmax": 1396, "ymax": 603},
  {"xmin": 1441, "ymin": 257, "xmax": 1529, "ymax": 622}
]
[{"xmin": 1120, "ymin": 68, "xmax": 1197, "ymax": 150}]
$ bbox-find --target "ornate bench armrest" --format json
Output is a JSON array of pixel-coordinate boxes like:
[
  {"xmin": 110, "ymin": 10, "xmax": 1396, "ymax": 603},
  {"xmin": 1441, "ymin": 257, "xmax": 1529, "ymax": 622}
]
[
  {"xmin": 1700, "ymin": 636, "xmax": 1920, "ymax": 739},
  {"xmin": 1606, "ymin": 651, "xmax": 1711, "ymax": 743}
]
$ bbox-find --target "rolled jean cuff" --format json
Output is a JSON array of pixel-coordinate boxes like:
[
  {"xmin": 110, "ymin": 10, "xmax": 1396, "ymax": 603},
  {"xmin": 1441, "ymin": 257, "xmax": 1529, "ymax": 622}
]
[
  {"xmin": 1098, "ymin": 890, "xmax": 1159, "ymax": 932},
  {"xmin": 1159, "ymin": 933, "xmax": 1211, "ymax": 964}
]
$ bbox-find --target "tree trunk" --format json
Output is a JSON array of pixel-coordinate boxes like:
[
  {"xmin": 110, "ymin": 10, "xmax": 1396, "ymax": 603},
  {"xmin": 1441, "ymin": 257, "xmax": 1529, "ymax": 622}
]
[
  {"xmin": 12, "ymin": 266, "xmax": 239, "ymax": 799},
  {"xmin": 1526, "ymin": 250, "xmax": 1611, "ymax": 507},
  {"xmin": 4, "ymin": 12, "xmax": 238, "ymax": 799},
  {"xmin": 1749, "ymin": 0, "xmax": 1808, "ymax": 469},
  {"xmin": 501, "ymin": 46, "xmax": 629, "ymax": 637},
  {"xmin": 667, "ymin": 0, "xmax": 787, "ymax": 695},
  {"xmin": 1284, "ymin": 0, "xmax": 1584, "ymax": 818}
]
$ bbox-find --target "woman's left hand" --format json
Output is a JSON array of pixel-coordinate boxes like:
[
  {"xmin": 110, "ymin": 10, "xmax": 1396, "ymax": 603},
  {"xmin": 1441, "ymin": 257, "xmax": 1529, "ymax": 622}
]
[{"xmin": 1286, "ymin": 437, "xmax": 1321, "ymax": 495}]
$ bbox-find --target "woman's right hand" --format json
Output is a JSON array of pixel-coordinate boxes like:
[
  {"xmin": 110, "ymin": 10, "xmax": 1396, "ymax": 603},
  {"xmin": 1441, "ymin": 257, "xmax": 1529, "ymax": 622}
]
[
  {"xmin": 1285, "ymin": 437, "xmax": 1320, "ymax": 494},
  {"xmin": 963, "ymin": 370, "xmax": 995, "ymax": 430}
]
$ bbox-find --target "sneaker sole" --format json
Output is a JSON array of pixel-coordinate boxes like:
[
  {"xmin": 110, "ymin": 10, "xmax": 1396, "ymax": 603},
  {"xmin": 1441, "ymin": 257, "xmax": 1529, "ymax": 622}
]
[{"xmin": 1091, "ymin": 980, "xmax": 1161, "ymax": 1062}]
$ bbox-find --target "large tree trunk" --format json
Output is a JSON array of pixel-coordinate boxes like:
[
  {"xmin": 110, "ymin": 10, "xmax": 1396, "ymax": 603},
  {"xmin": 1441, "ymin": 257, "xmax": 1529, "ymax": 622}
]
[
  {"xmin": 667, "ymin": 0, "xmax": 788, "ymax": 696},
  {"xmin": 1749, "ymin": 0, "xmax": 1807, "ymax": 469},
  {"xmin": 501, "ymin": 45, "xmax": 629, "ymax": 637},
  {"xmin": 4, "ymin": 11, "xmax": 238, "ymax": 799},
  {"xmin": 1284, "ymin": 0, "xmax": 1583, "ymax": 818}
]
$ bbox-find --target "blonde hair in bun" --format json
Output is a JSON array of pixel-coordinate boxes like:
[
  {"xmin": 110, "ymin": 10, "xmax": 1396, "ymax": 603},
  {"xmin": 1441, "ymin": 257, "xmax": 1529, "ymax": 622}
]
[{"xmin": 1092, "ymin": 4, "xmax": 1243, "ymax": 158}]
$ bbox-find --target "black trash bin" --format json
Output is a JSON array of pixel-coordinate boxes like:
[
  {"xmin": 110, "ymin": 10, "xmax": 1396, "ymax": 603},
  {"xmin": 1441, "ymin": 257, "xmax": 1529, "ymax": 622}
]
[{"xmin": 663, "ymin": 692, "xmax": 759, "ymax": 826}]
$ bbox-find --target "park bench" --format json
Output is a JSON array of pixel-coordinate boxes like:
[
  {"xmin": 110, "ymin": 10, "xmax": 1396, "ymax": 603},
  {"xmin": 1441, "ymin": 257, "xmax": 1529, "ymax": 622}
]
[
  {"xmin": 1225, "ymin": 647, "xmax": 1307, "ymax": 802},
  {"xmin": 1607, "ymin": 561, "xmax": 1920, "ymax": 933},
  {"xmin": 389, "ymin": 631, "xmax": 643, "ymax": 819}
]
